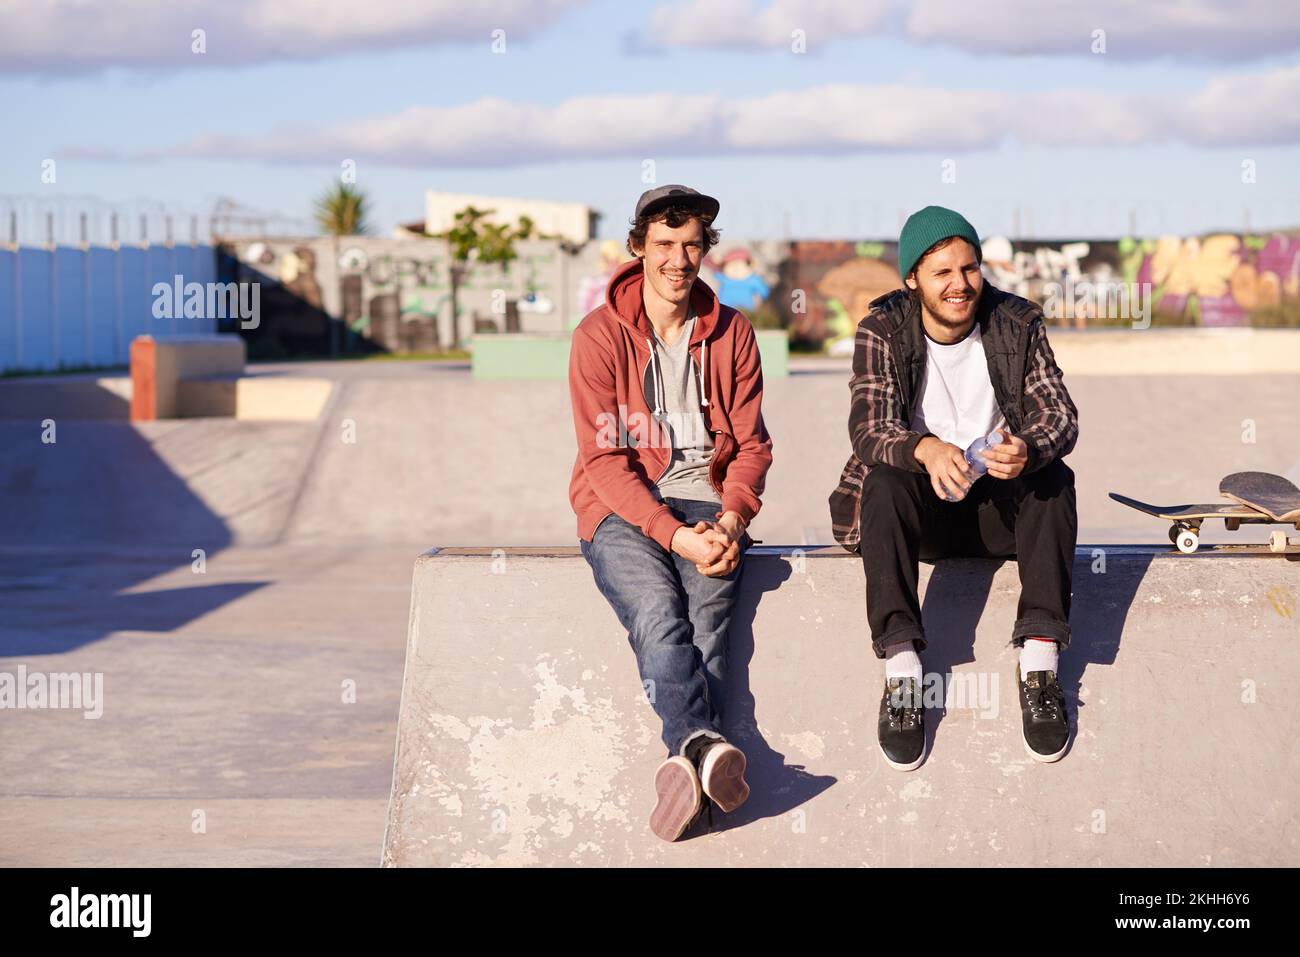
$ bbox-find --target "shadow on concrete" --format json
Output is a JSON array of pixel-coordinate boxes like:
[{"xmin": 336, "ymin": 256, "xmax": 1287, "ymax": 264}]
[
  {"xmin": 918, "ymin": 558, "xmax": 1004, "ymax": 753},
  {"xmin": 1061, "ymin": 550, "xmax": 1153, "ymax": 741},
  {"xmin": 0, "ymin": 421, "xmax": 267, "ymax": 653},
  {"xmin": 0, "ymin": 581, "xmax": 268, "ymax": 656},
  {"xmin": 0, "ymin": 378, "xmax": 130, "ymax": 422},
  {"xmin": 698, "ymin": 555, "xmax": 837, "ymax": 837},
  {"xmin": 916, "ymin": 550, "xmax": 1152, "ymax": 757},
  {"xmin": 788, "ymin": 365, "xmax": 852, "ymax": 377},
  {"xmin": 223, "ymin": 251, "xmax": 388, "ymax": 359}
]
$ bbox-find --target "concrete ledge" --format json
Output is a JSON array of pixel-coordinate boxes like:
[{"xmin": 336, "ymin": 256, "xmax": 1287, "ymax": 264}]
[
  {"xmin": 384, "ymin": 545, "xmax": 1298, "ymax": 867},
  {"xmin": 1046, "ymin": 328, "xmax": 1300, "ymax": 376},
  {"xmin": 471, "ymin": 334, "xmax": 571, "ymax": 381},
  {"xmin": 131, "ymin": 334, "xmax": 247, "ymax": 420},
  {"xmin": 754, "ymin": 329, "xmax": 788, "ymax": 378},
  {"xmin": 470, "ymin": 329, "xmax": 790, "ymax": 380},
  {"xmin": 177, "ymin": 376, "xmax": 333, "ymax": 420}
]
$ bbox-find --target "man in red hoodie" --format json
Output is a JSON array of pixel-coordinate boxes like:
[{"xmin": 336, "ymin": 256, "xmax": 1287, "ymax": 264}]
[{"xmin": 569, "ymin": 185, "xmax": 773, "ymax": 842}]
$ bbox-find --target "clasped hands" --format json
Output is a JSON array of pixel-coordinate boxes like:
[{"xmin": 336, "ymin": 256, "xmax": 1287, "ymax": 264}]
[{"xmin": 670, "ymin": 510, "xmax": 746, "ymax": 577}]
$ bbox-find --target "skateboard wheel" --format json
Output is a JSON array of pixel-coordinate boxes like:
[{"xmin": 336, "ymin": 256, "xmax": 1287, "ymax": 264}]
[
  {"xmin": 1270, "ymin": 530, "xmax": 1289, "ymax": 553},
  {"xmin": 1168, "ymin": 525, "xmax": 1180, "ymax": 544},
  {"xmin": 1176, "ymin": 529, "xmax": 1200, "ymax": 554}
]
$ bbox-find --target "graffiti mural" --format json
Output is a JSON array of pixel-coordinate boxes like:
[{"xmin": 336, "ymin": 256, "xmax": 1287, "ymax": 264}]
[
  {"xmin": 223, "ymin": 236, "xmax": 585, "ymax": 354},
  {"xmin": 709, "ymin": 248, "xmax": 770, "ymax": 313},
  {"xmin": 353, "ymin": 249, "xmax": 449, "ymax": 351},
  {"xmin": 220, "ymin": 230, "xmax": 1300, "ymax": 356},
  {"xmin": 1134, "ymin": 233, "xmax": 1300, "ymax": 326},
  {"xmin": 776, "ymin": 241, "xmax": 900, "ymax": 352},
  {"xmin": 982, "ymin": 233, "xmax": 1300, "ymax": 327}
]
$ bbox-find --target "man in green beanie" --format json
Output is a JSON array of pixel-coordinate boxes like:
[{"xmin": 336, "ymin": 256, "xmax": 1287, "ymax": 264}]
[{"xmin": 828, "ymin": 205, "xmax": 1079, "ymax": 771}]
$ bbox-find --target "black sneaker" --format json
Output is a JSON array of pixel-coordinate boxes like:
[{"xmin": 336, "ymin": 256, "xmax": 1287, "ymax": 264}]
[
  {"xmin": 878, "ymin": 677, "xmax": 925, "ymax": 771},
  {"xmin": 1017, "ymin": 667, "xmax": 1070, "ymax": 762}
]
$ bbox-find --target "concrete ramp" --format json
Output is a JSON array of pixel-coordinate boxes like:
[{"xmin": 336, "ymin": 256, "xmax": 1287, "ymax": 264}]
[
  {"xmin": 384, "ymin": 545, "xmax": 1298, "ymax": 867},
  {"xmin": 0, "ymin": 419, "xmax": 321, "ymax": 549}
]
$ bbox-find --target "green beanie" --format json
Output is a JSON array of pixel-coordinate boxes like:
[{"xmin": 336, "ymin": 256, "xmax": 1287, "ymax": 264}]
[{"xmin": 897, "ymin": 206, "xmax": 981, "ymax": 280}]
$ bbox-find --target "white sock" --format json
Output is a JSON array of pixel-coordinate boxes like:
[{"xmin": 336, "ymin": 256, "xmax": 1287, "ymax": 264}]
[
  {"xmin": 1019, "ymin": 637, "xmax": 1060, "ymax": 676},
  {"xmin": 884, "ymin": 640, "xmax": 923, "ymax": 683}
]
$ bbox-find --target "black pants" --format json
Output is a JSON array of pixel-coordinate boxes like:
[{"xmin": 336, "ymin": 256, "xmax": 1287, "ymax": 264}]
[{"xmin": 858, "ymin": 459, "xmax": 1078, "ymax": 658}]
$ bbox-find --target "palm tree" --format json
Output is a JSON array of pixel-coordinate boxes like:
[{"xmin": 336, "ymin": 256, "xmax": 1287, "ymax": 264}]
[
  {"xmin": 313, "ymin": 183, "xmax": 371, "ymax": 356},
  {"xmin": 314, "ymin": 183, "xmax": 371, "ymax": 236}
]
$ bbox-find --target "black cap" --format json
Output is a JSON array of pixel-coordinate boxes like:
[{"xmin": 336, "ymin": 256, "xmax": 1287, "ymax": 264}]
[{"xmin": 634, "ymin": 184, "xmax": 720, "ymax": 222}]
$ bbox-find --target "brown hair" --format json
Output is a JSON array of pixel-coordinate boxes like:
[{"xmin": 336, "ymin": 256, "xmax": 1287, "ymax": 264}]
[
  {"xmin": 905, "ymin": 235, "xmax": 983, "ymax": 287},
  {"xmin": 626, "ymin": 204, "xmax": 720, "ymax": 258}
]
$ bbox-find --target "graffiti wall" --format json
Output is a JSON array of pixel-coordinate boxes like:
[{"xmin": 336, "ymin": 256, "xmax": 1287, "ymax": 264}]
[
  {"xmin": 775, "ymin": 232, "xmax": 1300, "ymax": 348},
  {"xmin": 982, "ymin": 234, "xmax": 1300, "ymax": 327},
  {"xmin": 219, "ymin": 230, "xmax": 1300, "ymax": 357},
  {"xmin": 220, "ymin": 236, "xmax": 617, "ymax": 356}
]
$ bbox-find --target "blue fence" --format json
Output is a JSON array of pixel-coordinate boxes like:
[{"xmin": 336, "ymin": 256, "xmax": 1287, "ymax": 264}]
[{"xmin": 0, "ymin": 243, "xmax": 217, "ymax": 374}]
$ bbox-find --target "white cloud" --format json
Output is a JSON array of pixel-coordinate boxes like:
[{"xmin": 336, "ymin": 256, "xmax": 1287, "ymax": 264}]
[
  {"xmin": 642, "ymin": 0, "xmax": 1300, "ymax": 61},
  {"xmin": 80, "ymin": 65, "xmax": 1300, "ymax": 167},
  {"xmin": 906, "ymin": 0, "xmax": 1300, "ymax": 62},
  {"xmin": 649, "ymin": 0, "xmax": 892, "ymax": 49},
  {"xmin": 1180, "ymin": 64, "xmax": 1300, "ymax": 144},
  {"xmin": 0, "ymin": 0, "xmax": 584, "ymax": 74}
]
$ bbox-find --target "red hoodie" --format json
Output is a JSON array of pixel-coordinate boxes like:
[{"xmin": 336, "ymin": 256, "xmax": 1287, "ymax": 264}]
[{"xmin": 569, "ymin": 258, "xmax": 773, "ymax": 550}]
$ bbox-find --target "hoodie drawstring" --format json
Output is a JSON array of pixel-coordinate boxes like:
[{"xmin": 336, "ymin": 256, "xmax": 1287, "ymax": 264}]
[
  {"xmin": 647, "ymin": 330, "xmax": 708, "ymax": 414},
  {"xmin": 646, "ymin": 337, "xmax": 664, "ymax": 416},
  {"xmin": 699, "ymin": 337, "xmax": 709, "ymax": 408}
]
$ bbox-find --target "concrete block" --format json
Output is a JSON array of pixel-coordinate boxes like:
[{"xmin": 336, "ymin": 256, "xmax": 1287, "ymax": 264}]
[
  {"xmin": 130, "ymin": 334, "xmax": 246, "ymax": 420},
  {"xmin": 755, "ymin": 329, "xmax": 788, "ymax": 379},
  {"xmin": 471, "ymin": 329, "xmax": 790, "ymax": 382},
  {"xmin": 1049, "ymin": 328, "xmax": 1300, "ymax": 376},
  {"xmin": 176, "ymin": 376, "xmax": 332, "ymax": 420},
  {"xmin": 471, "ymin": 334, "xmax": 570, "ymax": 381},
  {"xmin": 384, "ymin": 545, "xmax": 1298, "ymax": 867}
]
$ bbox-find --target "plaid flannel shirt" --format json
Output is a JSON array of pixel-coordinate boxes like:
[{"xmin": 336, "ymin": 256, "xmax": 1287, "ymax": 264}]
[{"xmin": 828, "ymin": 286, "xmax": 1079, "ymax": 552}]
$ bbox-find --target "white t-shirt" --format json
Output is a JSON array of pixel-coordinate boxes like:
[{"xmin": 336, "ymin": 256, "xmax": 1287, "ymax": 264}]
[{"xmin": 911, "ymin": 323, "xmax": 1003, "ymax": 451}]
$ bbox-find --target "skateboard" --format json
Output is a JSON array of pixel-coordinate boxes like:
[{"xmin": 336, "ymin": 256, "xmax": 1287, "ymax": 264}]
[
  {"xmin": 1109, "ymin": 471, "xmax": 1300, "ymax": 554},
  {"xmin": 1218, "ymin": 471, "xmax": 1300, "ymax": 522}
]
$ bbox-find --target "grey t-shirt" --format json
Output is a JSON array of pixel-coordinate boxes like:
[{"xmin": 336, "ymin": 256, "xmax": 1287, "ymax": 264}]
[{"xmin": 650, "ymin": 313, "xmax": 719, "ymax": 504}]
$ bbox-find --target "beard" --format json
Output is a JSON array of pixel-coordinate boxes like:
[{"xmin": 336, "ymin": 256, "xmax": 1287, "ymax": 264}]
[{"xmin": 918, "ymin": 285, "xmax": 979, "ymax": 333}]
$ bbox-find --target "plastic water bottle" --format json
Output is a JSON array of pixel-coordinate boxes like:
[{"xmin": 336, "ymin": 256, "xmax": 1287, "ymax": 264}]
[{"xmin": 945, "ymin": 429, "xmax": 1004, "ymax": 502}]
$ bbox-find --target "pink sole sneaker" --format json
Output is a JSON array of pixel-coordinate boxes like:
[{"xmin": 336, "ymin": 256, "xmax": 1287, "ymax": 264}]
[
  {"xmin": 649, "ymin": 756, "xmax": 702, "ymax": 842},
  {"xmin": 700, "ymin": 742, "xmax": 750, "ymax": 813}
]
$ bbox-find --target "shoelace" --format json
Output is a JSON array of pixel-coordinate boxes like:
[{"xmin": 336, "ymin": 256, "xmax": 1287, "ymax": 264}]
[
  {"xmin": 1026, "ymin": 678, "xmax": 1063, "ymax": 721},
  {"xmin": 887, "ymin": 684, "xmax": 921, "ymax": 730}
]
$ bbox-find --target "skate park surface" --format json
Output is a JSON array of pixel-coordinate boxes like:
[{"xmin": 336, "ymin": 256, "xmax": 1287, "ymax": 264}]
[{"xmin": 1, "ymin": 345, "xmax": 1297, "ymax": 866}]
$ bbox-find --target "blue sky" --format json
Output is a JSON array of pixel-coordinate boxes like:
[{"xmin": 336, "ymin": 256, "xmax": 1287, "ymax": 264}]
[{"xmin": 3, "ymin": 0, "xmax": 1299, "ymax": 241}]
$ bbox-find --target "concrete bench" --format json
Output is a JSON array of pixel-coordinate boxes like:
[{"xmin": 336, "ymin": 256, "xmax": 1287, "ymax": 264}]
[
  {"xmin": 383, "ymin": 544, "xmax": 1297, "ymax": 867},
  {"xmin": 129, "ymin": 334, "xmax": 331, "ymax": 421},
  {"xmin": 470, "ymin": 329, "xmax": 790, "ymax": 381},
  {"xmin": 130, "ymin": 334, "xmax": 246, "ymax": 420}
]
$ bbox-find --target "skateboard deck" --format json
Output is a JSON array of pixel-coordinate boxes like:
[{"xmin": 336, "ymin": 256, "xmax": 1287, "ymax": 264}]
[
  {"xmin": 1218, "ymin": 471, "xmax": 1300, "ymax": 523},
  {"xmin": 1106, "ymin": 494, "xmax": 1266, "ymax": 523},
  {"xmin": 1109, "ymin": 481, "xmax": 1296, "ymax": 554},
  {"xmin": 1107, "ymin": 494, "xmax": 1279, "ymax": 553}
]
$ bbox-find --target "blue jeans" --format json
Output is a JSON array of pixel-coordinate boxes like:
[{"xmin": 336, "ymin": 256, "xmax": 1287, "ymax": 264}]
[{"xmin": 580, "ymin": 497, "xmax": 750, "ymax": 757}]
